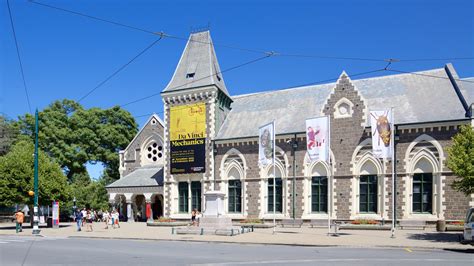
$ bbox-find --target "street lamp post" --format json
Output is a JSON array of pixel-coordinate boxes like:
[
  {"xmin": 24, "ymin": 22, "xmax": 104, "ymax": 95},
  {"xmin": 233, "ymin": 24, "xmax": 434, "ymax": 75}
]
[
  {"xmin": 32, "ymin": 109, "xmax": 41, "ymax": 235},
  {"xmin": 291, "ymin": 134, "xmax": 298, "ymax": 220}
]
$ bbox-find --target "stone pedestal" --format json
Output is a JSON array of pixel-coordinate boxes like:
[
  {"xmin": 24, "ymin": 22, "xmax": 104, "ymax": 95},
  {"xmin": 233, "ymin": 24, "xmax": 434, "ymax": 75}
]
[{"xmin": 204, "ymin": 191, "xmax": 225, "ymax": 217}]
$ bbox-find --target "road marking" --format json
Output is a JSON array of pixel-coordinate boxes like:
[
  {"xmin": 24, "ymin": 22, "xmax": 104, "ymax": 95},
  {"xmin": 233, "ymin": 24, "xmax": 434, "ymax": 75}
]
[
  {"xmin": 405, "ymin": 248, "xmax": 413, "ymax": 252},
  {"xmin": 0, "ymin": 241, "xmax": 8, "ymax": 244},
  {"xmin": 192, "ymin": 258, "xmax": 474, "ymax": 265}
]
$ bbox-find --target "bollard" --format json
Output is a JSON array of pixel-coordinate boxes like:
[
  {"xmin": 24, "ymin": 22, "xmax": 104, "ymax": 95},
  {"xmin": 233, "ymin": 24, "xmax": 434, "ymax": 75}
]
[{"xmin": 436, "ymin": 220, "xmax": 446, "ymax": 232}]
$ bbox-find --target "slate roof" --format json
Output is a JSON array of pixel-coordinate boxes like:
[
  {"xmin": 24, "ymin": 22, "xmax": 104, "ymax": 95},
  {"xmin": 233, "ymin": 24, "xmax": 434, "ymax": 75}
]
[
  {"xmin": 162, "ymin": 31, "xmax": 229, "ymax": 96},
  {"xmin": 106, "ymin": 165, "xmax": 163, "ymax": 188},
  {"xmin": 216, "ymin": 66, "xmax": 470, "ymax": 140},
  {"xmin": 461, "ymin": 77, "xmax": 474, "ymax": 104}
]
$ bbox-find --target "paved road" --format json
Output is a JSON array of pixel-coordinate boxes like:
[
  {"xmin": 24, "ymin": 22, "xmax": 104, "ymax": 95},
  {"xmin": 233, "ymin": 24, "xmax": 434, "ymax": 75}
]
[{"xmin": 0, "ymin": 236, "xmax": 472, "ymax": 265}]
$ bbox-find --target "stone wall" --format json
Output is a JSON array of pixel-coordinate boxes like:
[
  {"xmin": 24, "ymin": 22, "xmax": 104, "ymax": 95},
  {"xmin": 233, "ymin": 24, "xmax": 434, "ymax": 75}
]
[{"xmin": 444, "ymin": 174, "xmax": 471, "ymax": 220}]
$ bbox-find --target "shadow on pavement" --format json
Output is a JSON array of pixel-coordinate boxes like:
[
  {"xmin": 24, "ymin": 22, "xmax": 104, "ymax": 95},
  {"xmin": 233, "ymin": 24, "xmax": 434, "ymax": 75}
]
[
  {"xmin": 407, "ymin": 232, "xmax": 462, "ymax": 243},
  {"xmin": 443, "ymin": 248, "xmax": 474, "ymax": 254},
  {"xmin": 0, "ymin": 224, "xmax": 71, "ymax": 230}
]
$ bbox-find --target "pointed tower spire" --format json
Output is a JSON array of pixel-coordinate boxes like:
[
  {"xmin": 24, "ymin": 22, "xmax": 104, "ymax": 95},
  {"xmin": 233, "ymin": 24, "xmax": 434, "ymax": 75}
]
[{"xmin": 163, "ymin": 31, "xmax": 229, "ymax": 96}]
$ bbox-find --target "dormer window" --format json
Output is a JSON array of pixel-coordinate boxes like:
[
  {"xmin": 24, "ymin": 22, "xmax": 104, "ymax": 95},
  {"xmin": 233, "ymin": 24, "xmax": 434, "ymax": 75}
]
[
  {"xmin": 186, "ymin": 62, "xmax": 198, "ymax": 79},
  {"xmin": 334, "ymin": 97, "xmax": 354, "ymax": 119}
]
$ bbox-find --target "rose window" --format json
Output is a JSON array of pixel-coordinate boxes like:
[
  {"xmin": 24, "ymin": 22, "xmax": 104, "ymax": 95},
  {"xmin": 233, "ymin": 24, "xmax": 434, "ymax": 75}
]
[{"xmin": 146, "ymin": 142, "xmax": 163, "ymax": 162}]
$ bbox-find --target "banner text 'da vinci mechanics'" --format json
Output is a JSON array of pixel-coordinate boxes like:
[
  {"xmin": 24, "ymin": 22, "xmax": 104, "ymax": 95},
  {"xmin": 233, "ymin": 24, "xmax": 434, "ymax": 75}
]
[{"xmin": 170, "ymin": 103, "xmax": 206, "ymax": 174}]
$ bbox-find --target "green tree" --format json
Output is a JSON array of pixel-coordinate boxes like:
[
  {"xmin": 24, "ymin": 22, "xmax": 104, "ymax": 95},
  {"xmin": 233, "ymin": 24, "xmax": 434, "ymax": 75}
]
[
  {"xmin": 447, "ymin": 125, "xmax": 474, "ymax": 195},
  {"xmin": 17, "ymin": 99, "xmax": 137, "ymax": 182},
  {"xmin": 70, "ymin": 178, "xmax": 109, "ymax": 211},
  {"xmin": 0, "ymin": 140, "xmax": 71, "ymax": 206},
  {"xmin": 0, "ymin": 115, "xmax": 20, "ymax": 155}
]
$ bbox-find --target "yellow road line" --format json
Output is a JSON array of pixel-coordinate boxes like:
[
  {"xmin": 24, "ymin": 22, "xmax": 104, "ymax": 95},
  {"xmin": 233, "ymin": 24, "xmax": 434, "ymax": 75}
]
[{"xmin": 405, "ymin": 248, "xmax": 413, "ymax": 253}]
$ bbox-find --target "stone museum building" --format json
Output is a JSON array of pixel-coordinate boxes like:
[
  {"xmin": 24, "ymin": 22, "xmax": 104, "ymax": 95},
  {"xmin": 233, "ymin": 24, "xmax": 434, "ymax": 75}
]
[{"xmin": 107, "ymin": 30, "xmax": 474, "ymax": 223}]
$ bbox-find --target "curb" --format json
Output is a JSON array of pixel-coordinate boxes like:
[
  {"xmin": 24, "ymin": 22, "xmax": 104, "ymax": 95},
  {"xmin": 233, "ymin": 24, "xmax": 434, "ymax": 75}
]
[{"xmin": 65, "ymin": 235, "xmax": 473, "ymax": 251}]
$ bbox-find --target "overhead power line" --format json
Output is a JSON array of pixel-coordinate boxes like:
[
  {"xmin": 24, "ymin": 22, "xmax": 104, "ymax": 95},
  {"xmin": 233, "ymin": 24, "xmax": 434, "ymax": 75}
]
[
  {"xmin": 386, "ymin": 69, "xmax": 474, "ymax": 84},
  {"xmin": 279, "ymin": 54, "xmax": 386, "ymax": 62},
  {"xmin": 276, "ymin": 68, "xmax": 387, "ymax": 91},
  {"xmin": 7, "ymin": 0, "xmax": 32, "ymax": 114},
  {"xmin": 28, "ymin": 0, "xmax": 266, "ymax": 55},
  {"xmin": 396, "ymin": 57, "xmax": 474, "ymax": 62},
  {"xmin": 29, "ymin": 0, "xmax": 157, "ymax": 35},
  {"xmin": 29, "ymin": 0, "xmax": 474, "ymax": 63},
  {"xmin": 77, "ymin": 36, "xmax": 164, "ymax": 103},
  {"xmin": 120, "ymin": 54, "xmax": 274, "ymax": 107}
]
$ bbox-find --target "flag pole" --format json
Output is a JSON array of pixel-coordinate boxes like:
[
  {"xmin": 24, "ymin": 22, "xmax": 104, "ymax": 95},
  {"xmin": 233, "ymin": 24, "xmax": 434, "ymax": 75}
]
[
  {"xmin": 272, "ymin": 121, "xmax": 276, "ymax": 234},
  {"xmin": 391, "ymin": 107, "xmax": 396, "ymax": 238},
  {"xmin": 327, "ymin": 116, "xmax": 331, "ymax": 235}
]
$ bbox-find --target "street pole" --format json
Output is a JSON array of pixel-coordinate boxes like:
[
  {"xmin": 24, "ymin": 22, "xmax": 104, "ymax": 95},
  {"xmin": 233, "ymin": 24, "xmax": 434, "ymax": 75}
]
[
  {"xmin": 292, "ymin": 134, "xmax": 297, "ymax": 220},
  {"xmin": 32, "ymin": 109, "xmax": 41, "ymax": 235},
  {"xmin": 272, "ymin": 122, "xmax": 276, "ymax": 234},
  {"xmin": 391, "ymin": 107, "xmax": 395, "ymax": 238}
]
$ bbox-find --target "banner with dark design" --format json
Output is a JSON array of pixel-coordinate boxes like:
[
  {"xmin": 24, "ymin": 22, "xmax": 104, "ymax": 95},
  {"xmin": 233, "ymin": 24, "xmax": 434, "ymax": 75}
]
[
  {"xmin": 258, "ymin": 122, "xmax": 274, "ymax": 167},
  {"xmin": 370, "ymin": 109, "xmax": 393, "ymax": 159},
  {"xmin": 170, "ymin": 103, "xmax": 206, "ymax": 174}
]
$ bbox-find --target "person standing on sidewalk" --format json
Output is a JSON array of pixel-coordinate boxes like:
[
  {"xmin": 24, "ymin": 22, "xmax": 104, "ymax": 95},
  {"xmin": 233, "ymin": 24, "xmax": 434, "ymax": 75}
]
[
  {"xmin": 75, "ymin": 209, "xmax": 83, "ymax": 232},
  {"xmin": 103, "ymin": 210, "xmax": 110, "ymax": 229},
  {"xmin": 14, "ymin": 210, "xmax": 24, "ymax": 233},
  {"xmin": 86, "ymin": 210, "xmax": 93, "ymax": 232}
]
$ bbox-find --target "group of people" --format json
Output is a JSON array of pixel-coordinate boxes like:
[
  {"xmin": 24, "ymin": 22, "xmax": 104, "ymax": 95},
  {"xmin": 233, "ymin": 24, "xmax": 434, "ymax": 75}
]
[
  {"xmin": 74, "ymin": 208, "xmax": 121, "ymax": 232},
  {"xmin": 191, "ymin": 209, "xmax": 202, "ymax": 226}
]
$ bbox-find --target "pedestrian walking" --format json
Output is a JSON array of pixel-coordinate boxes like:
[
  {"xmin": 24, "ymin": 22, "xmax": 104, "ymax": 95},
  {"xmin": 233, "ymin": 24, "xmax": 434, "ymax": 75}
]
[
  {"xmin": 113, "ymin": 210, "xmax": 120, "ymax": 229},
  {"xmin": 14, "ymin": 210, "xmax": 24, "ymax": 233},
  {"xmin": 103, "ymin": 210, "xmax": 110, "ymax": 229},
  {"xmin": 97, "ymin": 209, "xmax": 103, "ymax": 222},
  {"xmin": 81, "ymin": 208, "xmax": 87, "ymax": 226},
  {"xmin": 86, "ymin": 210, "xmax": 93, "ymax": 232},
  {"xmin": 75, "ymin": 209, "xmax": 83, "ymax": 232}
]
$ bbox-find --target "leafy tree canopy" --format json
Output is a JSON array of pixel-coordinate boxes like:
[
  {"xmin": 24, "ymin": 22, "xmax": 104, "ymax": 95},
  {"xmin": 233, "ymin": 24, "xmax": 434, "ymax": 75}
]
[
  {"xmin": 0, "ymin": 140, "xmax": 71, "ymax": 206},
  {"xmin": 0, "ymin": 114, "xmax": 20, "ymax": 156},
  {"xmin": 17, "ymin": 99, "xmax": 137, "ymax": 182},
  {"xmin": 447, "ymin": 125, "xmax": 474, "ymax": 195}
]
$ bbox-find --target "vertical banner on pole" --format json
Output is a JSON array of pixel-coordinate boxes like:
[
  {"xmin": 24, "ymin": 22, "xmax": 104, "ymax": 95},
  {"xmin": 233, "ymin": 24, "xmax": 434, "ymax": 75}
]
[
  {"xmin": 259, "ymin": 122, "xmax": 275, "ymax": 233},
  {"xmin": 306, "ymin": 116, "xmax": 332, "ymax": 234},
  {"xmin": 52, "ymin": 201, "xmax": 59, "ymax": 228},
  {"xmin": 370, "ymin": 109, "xmax": 396, "ymax": 237},
  {"xmin": 370, "ymin": 110, "xmax": 393, "ymax": 159},
  {"xmin": 306, "ymin": 116, "xmax": 330, "ymax": 163},
  {"xmin": 259, "ymin": 122, "xmax": 275, "ymax": 167}
]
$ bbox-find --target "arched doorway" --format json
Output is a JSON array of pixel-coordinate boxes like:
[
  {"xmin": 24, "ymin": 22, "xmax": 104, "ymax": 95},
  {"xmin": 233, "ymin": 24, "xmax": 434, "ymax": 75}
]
[
  {"xmin": 152, "ymin": 195, "xmax": 163, "ymax": 219},
  {"xmin": 134, "ymin": 195, "xmax": 146, "ymax": 222}
]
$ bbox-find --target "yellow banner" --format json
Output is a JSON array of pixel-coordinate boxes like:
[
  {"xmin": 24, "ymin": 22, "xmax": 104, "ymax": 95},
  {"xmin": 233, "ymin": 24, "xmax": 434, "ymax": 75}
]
[{"xmin": 170, "ymin": 103, "xmax": 206, "ymax": 141}]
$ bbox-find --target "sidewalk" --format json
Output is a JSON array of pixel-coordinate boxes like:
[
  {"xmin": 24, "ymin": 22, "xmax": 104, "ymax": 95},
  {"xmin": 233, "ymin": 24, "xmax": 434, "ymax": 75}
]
[{"xmin": 0, "ymin": 222, "xmax": 470, "ymax": 250}]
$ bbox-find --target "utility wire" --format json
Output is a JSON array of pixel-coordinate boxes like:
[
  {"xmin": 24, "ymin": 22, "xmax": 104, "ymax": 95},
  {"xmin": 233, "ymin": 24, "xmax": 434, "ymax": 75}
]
[
  {"xmin": 396, "ymin": 57, "xmax": 474, "ymax": 62},
  {"xmin": 120, "ymin": 54, "xmax": 274, "ymax": 107},
  {"xmin": 77, "ymin": 36, "xmax": 164, "ymax": 103},
  {"xmin": 29, "ymin": 0, "xmax": 157, "ymax": 35},
  {"xmin": 29, "ymin": 0, "xmax": 474, "ymax": 63},
  {"xmin": 386, "ymin": 69, "xmax": 474, "ymax": 84},
  {"xmin": 7, "ymin": 0, "xmax": 32, "ymax": 114},
  {"xmin": 279, "ymin": 53, "xmax": 386, "ymax": 62},
  {"xmin": 276, "ymin": 68, "xmax": 387, "ymax": 90},
  {"xmin": 28, "ymin": 0, "xmax": 266, "ymax": 55},
  {"xmin": 131, "ymin": 67, "xmax": 386, "ymax": 117}
]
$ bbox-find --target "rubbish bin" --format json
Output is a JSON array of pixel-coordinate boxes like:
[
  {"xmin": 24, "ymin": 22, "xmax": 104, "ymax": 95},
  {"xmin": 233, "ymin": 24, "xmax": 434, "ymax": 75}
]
[
  {"xmin": 47, "ymin": 217, "xmax": 53, "ymax": 228},
  {"xmin": 436, "ymin": 220, "xmax": 446, "ymax": 232}
]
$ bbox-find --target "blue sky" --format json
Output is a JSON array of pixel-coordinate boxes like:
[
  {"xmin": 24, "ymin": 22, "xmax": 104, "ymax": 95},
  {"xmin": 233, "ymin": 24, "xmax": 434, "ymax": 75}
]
[{"xmin": 2, "ymin": 0, "xmax": 473, "ymax": 178}]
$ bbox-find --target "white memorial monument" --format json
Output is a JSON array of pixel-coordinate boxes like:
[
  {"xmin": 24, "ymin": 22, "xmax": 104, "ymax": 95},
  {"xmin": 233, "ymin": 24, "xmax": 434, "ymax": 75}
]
[{"xmin": 203, "ymin": 191, "xmax": 225, "ymax": 217}]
